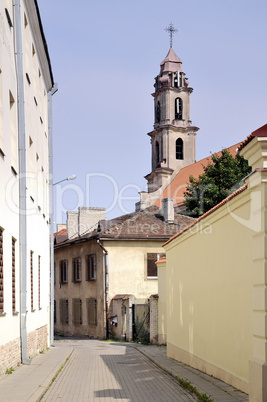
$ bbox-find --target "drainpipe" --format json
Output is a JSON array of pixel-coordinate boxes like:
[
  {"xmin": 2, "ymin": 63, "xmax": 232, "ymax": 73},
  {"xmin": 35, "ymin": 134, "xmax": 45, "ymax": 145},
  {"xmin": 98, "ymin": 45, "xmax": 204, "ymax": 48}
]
[
  {"xmin": 13, "ymin": 0, "xmax": 30, "ymax": 365},
  {"xmin": 48, "ymin": 83, "xmax": 58, "ymax": 347},
  {"xmin": 97, "ymin": 239, "xmax": 109, "ymax": 339}
]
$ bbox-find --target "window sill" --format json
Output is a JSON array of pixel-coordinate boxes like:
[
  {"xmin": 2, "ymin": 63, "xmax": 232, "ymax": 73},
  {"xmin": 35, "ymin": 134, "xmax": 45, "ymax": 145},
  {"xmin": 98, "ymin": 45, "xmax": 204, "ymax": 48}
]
[
  {"xmin": 0, "ymin": 312, "xmax": 7, "ymax": 316},
  {"xmin": 147, "ymin": 276, "xmax": 158, "ymax": 280},
  {"xmin": 12, "ymin": 311, "xmax": 19, "ymax": 316},
  {"xmin": 31, "ymin": 308, "xmax": 36, "ymax": 313}
]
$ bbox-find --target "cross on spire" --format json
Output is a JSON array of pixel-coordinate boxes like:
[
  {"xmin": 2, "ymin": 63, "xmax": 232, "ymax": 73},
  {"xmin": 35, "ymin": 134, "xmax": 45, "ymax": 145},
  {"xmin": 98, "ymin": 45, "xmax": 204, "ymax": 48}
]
[{"xmin": 165, "ymin": 23, "xmax": 178, "ymax": 48}]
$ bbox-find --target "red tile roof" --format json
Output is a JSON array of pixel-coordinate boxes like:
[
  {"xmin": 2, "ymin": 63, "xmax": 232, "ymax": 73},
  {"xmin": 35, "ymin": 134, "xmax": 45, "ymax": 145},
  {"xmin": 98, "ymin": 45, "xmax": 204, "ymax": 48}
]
[
  {"xmin": 154, "ymin": 142, "xmax": 241, "ymax": 208},
  {"xmin": 54, "ymin": 206, "xmax": 196, "ymax": 248},
  {"xmin": 238, "ymin": 123, "xmax": 267, "ymax": 152},
  {"xmin": 163, "ymin": 183, "xmax": 248, "ymax": 247},
  {"xmin": 54, "ymin": 228, "xmax": 67, "ymax": 245}
]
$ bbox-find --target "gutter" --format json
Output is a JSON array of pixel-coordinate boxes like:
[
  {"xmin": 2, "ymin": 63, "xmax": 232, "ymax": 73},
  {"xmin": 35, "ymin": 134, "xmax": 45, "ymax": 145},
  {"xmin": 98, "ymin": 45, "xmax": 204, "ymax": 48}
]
[
  {"xmin": 96, "ymin": 239, "xmax": 109, "ymax": 339},
  {"xmin": 48, "ymin": 84, "xmax": 58, "ymax": 347},
  {"xmin": 13, "ymin": 0, "xmax": 30, "ymax": 365}
]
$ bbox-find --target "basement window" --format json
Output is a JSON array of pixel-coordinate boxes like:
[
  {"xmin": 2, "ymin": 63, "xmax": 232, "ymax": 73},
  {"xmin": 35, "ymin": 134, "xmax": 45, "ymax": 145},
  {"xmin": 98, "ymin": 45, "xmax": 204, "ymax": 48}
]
[{"xmin": 26, "ymin": 73, "xmax": 31, "ymax": 85}]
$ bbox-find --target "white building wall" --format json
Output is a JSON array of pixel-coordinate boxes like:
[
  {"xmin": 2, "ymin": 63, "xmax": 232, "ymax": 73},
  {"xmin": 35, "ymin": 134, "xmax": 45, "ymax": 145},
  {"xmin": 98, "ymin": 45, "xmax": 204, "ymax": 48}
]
[{"xmin": 0, "ymin": 0, "xmax": 54, "ymax": 374}]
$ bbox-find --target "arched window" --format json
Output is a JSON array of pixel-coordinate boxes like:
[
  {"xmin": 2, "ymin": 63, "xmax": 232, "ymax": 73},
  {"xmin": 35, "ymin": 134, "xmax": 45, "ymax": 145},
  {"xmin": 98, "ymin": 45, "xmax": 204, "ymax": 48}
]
[
  {"xmin": 176, "ymin": 138, "xmax": 183, "ymax": 160},
  {"xmin": 175, "ymin": 97, "xmax": 183, "ymax": 120},
  {"xmin": 155, "ymin": 141, "xmax": 160, "ymax": 165},
  {"xmin": 156, "ymin": 101, "xmax": 161, "ymax": 123}
]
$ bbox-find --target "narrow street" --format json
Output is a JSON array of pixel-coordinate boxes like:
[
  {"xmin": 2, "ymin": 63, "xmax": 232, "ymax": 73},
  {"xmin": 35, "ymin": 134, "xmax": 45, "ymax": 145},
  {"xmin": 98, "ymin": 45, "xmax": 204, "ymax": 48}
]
[{"xmin": 42, "ymin": 339, "xmax": 197, "ymax": 402}]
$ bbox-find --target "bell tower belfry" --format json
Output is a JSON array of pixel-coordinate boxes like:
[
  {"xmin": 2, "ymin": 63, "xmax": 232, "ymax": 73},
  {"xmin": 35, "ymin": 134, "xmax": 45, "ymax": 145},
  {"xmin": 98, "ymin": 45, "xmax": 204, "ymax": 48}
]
[{"xmin": 145, "ymin": 25, "xmax": 199, "ymax": 193}]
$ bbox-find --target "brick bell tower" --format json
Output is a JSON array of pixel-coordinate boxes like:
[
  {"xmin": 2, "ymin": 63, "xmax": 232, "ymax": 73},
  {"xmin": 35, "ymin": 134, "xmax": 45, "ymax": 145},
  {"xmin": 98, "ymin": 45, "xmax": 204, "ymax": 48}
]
[{"xmin": 145, "ymin": 24, "xmax": 199, "ymax": 193}]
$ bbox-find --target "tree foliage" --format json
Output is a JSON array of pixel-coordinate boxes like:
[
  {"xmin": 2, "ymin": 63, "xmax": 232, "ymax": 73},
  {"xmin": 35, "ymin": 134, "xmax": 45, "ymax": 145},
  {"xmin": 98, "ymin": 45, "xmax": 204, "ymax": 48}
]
[{"xmin": 183, "ymin": 150, "xmax": 252, "ymax": 217}]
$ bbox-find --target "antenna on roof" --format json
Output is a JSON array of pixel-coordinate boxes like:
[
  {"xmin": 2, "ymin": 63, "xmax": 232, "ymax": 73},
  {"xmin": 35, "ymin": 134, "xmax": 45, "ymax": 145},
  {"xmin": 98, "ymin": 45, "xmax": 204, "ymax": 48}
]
[{"xmin": 165, "ymin": 22, "xmax": 178, "ymax": 48}]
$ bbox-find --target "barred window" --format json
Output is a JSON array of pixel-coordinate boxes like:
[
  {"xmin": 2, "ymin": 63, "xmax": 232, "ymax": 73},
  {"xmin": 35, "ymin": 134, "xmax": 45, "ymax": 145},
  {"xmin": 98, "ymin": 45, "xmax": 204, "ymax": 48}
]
[
  {"xmin": 60, "ymin": 260, "xmax": 68, "ymax": 284},
  {"xmin": 30, "ymin": 251, "xmax": 34, "ymax": 311},
  {"xmin": 73, "ymin": 298, "xmax": 82, "ymax": 325},
  {"xmin": 60, "ymin": 299, "xmax": 69, "ymax": 324},
  {"xmin": 12, "ymin": 238, "xmax": 15, "ymax": 312},
  {"xmin": 0, "ymin": 229, "xmax": 4, "ymax": 313},
  {"xmin": 73, "ymin": 258, "xmax": 81, "ymax": 282},
  {"xmin": 86, "ymin": 255, "xmax": 96, "ymax": 281},
  {"xmin": 54, "ymin": 300, "xmax": 57, "ymax": 323},
  {"xmin": 86, "ymin": 298, "xmax": 97, "ymax": 326},
  {"xmin": 38, "ymin": 256, "xmax": 41, "ymax": 309}
]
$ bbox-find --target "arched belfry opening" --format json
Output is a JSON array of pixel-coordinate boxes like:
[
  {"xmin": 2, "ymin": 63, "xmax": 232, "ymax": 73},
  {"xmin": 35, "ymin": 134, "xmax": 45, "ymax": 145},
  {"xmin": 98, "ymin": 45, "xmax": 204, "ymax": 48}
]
[
  {"xmin": 176, "ymin": 138, "xmax": 183, "ymax": 160},
  {"xmin": 175, "ymin": 97, "xmax": 183, "ymax": 120},
  {"xmin": 156, "ymin": 101, "xmax": 161, "ymax": 123},
  {"xmin": 155, "ymin": 141, "xmax": 160, "ymax": 165}
]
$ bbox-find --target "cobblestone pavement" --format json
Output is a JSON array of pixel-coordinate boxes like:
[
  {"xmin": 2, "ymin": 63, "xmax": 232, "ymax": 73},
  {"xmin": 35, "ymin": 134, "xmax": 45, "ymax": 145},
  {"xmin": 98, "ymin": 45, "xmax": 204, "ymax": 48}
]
[{"xmin": 42, "ymin": 339, "xmax": 197, "ymax": 402}]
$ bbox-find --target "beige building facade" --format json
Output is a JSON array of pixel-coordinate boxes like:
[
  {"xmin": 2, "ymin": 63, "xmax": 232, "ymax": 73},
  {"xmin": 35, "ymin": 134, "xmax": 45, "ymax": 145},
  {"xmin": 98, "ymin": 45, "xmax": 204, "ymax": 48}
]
[
  {"xmin": 158, "ymin": 124, "xmax": 267, "ymax": 401},
  {"xmin": 0, "ymin": 0, "xmax": 55, "ymax": 375},
  {"xmin": 54, "ymin": 205, "xmax": 194, "ymax": 340}
]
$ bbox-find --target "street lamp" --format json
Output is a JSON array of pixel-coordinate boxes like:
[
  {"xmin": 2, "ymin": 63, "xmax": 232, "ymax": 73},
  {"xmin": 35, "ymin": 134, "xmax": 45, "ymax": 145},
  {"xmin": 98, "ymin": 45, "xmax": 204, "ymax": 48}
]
[
  {"xmin": 50, "ymin": 173, "xmax": 76, "ymax": 346},
  {"xmin": 53, "ymin": 174, "xmax": 76, "ymax": 186}
]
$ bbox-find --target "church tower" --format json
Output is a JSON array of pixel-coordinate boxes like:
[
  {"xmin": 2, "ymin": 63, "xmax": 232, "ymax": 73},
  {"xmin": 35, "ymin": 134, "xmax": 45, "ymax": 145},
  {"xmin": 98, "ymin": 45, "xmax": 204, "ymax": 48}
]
[{"xmin": 145, "ymin": 26, "xmax": 199, "ymax": 193}]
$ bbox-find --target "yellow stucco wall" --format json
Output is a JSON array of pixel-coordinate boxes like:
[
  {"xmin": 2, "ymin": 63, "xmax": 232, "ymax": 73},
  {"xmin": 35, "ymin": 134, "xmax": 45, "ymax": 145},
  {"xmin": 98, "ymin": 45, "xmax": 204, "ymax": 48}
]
[
  {"xmin": 163, "ymin": 191, "xmax": 253, "ymax": 393},
  {"xmin": 157, "ymin": 260, "xmax": 167, "ymax": 344}
]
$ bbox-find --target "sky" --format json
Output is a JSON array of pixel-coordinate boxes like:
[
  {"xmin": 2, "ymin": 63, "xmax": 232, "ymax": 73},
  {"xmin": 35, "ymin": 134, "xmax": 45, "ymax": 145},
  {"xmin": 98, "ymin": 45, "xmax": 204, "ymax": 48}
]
[{"xmin": 37, "ymin": 0, "xmax": 267, "ymax": 225}]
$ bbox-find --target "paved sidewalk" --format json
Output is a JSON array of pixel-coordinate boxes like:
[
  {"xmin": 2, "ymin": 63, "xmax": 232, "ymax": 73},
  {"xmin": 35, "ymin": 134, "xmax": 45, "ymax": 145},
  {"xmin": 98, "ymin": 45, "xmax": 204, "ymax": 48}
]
[
  {"xmin": 0, "ymin": 343, "xmax": 73, "ymax": 402},
  {"xmin": 0, "ymin": 339, "xmax": 249, "ymax": 401},
  {"xmin": 133, "ymin": 344, "xmax": 249, "ymax": 402}
]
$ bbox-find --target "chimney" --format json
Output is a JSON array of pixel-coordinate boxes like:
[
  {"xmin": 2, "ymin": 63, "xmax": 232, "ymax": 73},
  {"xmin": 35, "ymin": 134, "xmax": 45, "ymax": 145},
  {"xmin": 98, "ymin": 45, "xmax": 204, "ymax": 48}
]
[
  {"xmin": 161, "ymin": 198, "xmax": 174, "ymax": 223},
  {"xmin": 57, "ymin": 223, "xmax": 66, "ymax": 233},
  {"xmin": 78, "ymin": 207, "xmax": 106, "ymax": 236},
  {"xmin": 67, "ymin": 211, "xmax": 78, "ymax": 239}
]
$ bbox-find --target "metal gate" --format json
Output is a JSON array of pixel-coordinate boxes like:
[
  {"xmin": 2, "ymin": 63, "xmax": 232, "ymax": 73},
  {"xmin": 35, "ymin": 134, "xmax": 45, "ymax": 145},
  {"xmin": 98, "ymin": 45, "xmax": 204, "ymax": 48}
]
[{"xmin": 132, "ymin": 303, "xmax": 150, "ymax": 344}]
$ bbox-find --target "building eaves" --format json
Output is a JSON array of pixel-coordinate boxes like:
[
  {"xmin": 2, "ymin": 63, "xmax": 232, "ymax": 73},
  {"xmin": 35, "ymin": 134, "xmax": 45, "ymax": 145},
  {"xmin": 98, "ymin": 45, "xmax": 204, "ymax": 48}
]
[
  {"xmin": 34, "ymin": 0, "xmax": 54, "ymax": 86},
  {"xmin": 163, "ymin": 183, "xmax": 248, "ymax": 247}
]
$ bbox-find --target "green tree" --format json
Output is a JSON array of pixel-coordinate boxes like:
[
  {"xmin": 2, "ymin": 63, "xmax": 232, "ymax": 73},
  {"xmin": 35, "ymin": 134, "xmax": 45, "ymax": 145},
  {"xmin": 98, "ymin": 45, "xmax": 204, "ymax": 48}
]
[{"xmin": 183, "ymin": 150, "xmax": 252, "ymax": 217}]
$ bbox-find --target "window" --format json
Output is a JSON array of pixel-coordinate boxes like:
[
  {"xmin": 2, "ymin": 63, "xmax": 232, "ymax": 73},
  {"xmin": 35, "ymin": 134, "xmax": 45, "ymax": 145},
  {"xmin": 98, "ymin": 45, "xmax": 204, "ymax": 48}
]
[
  {"xmin": 86, "ymin": 255, "xmax": 96, "ymax": 281},
  {"xmin": 86, "ymin": 298, "xmax": 97, "ymax": 326},
  {"xmin": 5, "ymin": 8, "xmax": 13, "ymax": 27},
  {"xmin": 0, "ymin": 229, "xmax": 3, "ymax": 313},
  {"xmin": 176, "ymin": 138, "xmax": 183, "ymax": 160},
  {"xmin": 73, "ymin": 258, "xmax": 81, "ymax": 282},
  {"xmin": 12, "ymin": 238, "xmax": 16, "ymax": 312},
  {"xmin": 147, "ymin": 253, "xmax": 166, "ymax": 278},
  {"xmin": 60, "ymin": 260, "xmax": 68, "ymax": 284},
  {"xmin": 30, "ymin": 251, "xmax": 34, "ymax": 311},
  {"xmin": 175, "ymin": 97, "xmax": 183, "ymax": 120},
  {"xmin": 60, "ymin": 299, "xmax": 69, "ymax": 324},
  {"xmin": 72, "ymin": 298, "xmax": 82, "ymax": 325},
  {"xmin": 156, "ymin": 101, "xmax": 161, "ymax": 123}
]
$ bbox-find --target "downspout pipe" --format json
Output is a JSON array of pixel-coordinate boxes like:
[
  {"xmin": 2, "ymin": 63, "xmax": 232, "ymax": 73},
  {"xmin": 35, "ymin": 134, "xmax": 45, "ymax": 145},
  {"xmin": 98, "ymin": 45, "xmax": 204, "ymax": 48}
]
[
  {"xmin": 13, "ymin": 0, "xmax": 30, "ymax": 365},
  {"xmin": 48, "ymin": 83, "xmax": 58, "ymax": 347},
  {"xmin": 96, "ymin": 239, "xmax": 109, "ymax": 339}
]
